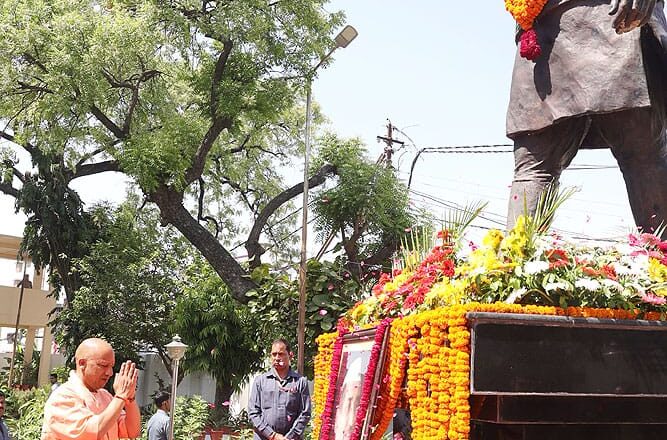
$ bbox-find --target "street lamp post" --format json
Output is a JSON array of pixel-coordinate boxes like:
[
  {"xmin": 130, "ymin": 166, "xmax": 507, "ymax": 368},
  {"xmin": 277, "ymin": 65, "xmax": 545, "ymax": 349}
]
[
  {"xmin": 297, "ymin": 25, "xmax": 358, "ymax": 375},
  {"xmin": 8, "ymin": 255, "xmax": 28, "ymax": 388},
  {"xmin": 165, "ymin": 335, "xmax": 188, "ymax": 440}
]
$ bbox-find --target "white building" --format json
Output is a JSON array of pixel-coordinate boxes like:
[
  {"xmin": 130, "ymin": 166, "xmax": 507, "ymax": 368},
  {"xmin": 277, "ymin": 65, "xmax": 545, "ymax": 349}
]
[{"xmin": 0, "ymin": 234, "xmax": 61, "ymax": 386}]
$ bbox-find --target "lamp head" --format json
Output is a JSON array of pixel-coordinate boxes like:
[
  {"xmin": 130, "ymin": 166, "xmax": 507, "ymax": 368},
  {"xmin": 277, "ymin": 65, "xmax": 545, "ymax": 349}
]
[
  {"xmin": 334, "ymin": 25, "xmax": 358, "ymax": 49},
  {"xmin": 165, "ymin": 335, "xmax": 188, "ymax": 361}
]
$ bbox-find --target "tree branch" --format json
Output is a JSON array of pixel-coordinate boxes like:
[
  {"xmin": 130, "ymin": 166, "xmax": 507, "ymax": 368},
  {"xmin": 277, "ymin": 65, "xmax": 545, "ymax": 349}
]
[
  {"xmin": 149, "ymin": 185, "xmax": 256, "ymax": 303},
  {"xmin": 71, "ymin": 160, "xmax": 120, "ymax": 179},
  {"xmin": 101, "ymin": 68, "xmax": 134, "ymax": 89},
  {"xmin": 211, "ymin": 41, "xmax": 233, "ymax": 118},
  {"xmin": 182, "ymin": 41, "xmax": 234, "ymax": 185},
  {"xmin": 185, "ymin": 116, "xmax": 232, "ymax": 185},
  {"xmin": 361, "ymin": 236, "xmax": 400, "ymax": 268},
  {"xmin": 228, "ymin": 142, "xmax": 287, "ymax": 159},
  {"xmin": 7, "ymin": 164, "xmax": 25, "ymax": 184},
  {"xmin": 0, "ymin": 181, "xmax": 19, "ymax": 198},
  {"xmin": 245, "ymin": 163, "xmax": 336, "ymax": 268},
  {"xmin": 227, "ymin": 134, "xmax": 252, "ymax": 154},
  {"xmin": 197, "ymin": 177, "xmax": 220, "ymax": 238},
  {"xmin": 75, "ymin": 147, "xmax": 108, "ymax": 169},
  {"xmin": 0, "ymin": 130, "xmax": 37, "ymax": 155},
  {"xmin": 90, "ymin": 105, "xmax": 126, "ymax": 140},
  {"xmin": 17, "ymin": 81, "xmax": 53, "ymax": 95},
  {"xmin": 21, "ymin": 53, "xmax": 48, "ymax": 73}
]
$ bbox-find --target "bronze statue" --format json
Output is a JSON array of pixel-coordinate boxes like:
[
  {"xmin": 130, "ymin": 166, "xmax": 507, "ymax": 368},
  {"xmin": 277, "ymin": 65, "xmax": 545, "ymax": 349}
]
[{"xmin": 506, "ymin": 0, "xmax": 667, "ymax": 238}]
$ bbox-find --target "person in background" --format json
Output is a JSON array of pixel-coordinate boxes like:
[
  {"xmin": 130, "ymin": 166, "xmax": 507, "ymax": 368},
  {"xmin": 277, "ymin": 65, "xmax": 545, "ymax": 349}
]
[
  {"xmin": 393, "ymin": 408, "xmax": 411, "ymax": 440},
  {"xmin": 248, "ymin": 339, "xmax": 311, "ymax": 440},
  {"xmin": 146, "ymin": 392, "xmax": 171, "ymax": 440},
  {"xmin": 49, "ymin": 373, "xmax": 60, "ymax": 393},
  {"xmin": 0, "ymin": 391, "xmax": 10, "ymax": 440},
  {"xmin": 41, "ymin": 338, "xmax": 141, "ymax": 440}
]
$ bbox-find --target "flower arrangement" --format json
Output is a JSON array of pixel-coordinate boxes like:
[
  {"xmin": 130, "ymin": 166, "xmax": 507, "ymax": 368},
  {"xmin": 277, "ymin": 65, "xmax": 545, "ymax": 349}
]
[
  {"xmin": 313, "ymin": 189, "xmax": 667, "ymax": 439},
  {"xmin": 314, "ymin": 189, "xmax": 667, "ymax": 439},
  {"xmin": 504, "ymin": 0, "xmax": 549, "ymax": 60},
  {"xmin": 344, "ymin": 216, "xmax": 667, "ymax": 327},
  {"xmin": 314, "ymin": 302, "xmax": 664, "ymax": 440}
]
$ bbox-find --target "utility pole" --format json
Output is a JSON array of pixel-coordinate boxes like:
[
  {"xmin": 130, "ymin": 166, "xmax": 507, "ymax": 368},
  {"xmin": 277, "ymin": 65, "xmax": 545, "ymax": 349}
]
[{"xmin": 376, "ymin": 119, "xmax": 404, "ymax": 168}]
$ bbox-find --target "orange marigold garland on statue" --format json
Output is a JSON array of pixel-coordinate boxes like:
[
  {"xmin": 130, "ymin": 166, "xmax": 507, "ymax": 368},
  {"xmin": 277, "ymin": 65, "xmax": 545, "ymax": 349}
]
[
  {"xmin": 314, "ymin": 303, "xmax": 665, "ymax": 440},
  {"xmin": 312, "ymin": 331, "xmax": 338, "ymax": 440},
  {"xmin": 504, "ymin": 0, "xmax": 549, "ymax": 60},
  {"xmin": 317, "ymin": 324, "xmax": 348, "ymax": 440},
  {"xmin": 368, "ymin": 318, "xmax": 416, "ymax": 440}
]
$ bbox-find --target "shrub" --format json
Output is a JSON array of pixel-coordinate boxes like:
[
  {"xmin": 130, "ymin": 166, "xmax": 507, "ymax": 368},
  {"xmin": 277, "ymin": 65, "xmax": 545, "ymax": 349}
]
[
  {"xmin": 141, "ymin": 395, "xmax": 208, "ymax": 440},
  {"xmin": 4, "ymin": 386, "xmax": 50, "ymax": 440}
]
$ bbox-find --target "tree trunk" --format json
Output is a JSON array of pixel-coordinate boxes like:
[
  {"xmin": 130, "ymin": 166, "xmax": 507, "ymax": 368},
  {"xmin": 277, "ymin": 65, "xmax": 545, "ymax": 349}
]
[
  {"xmin": 150, "ymin": 185, "xmax": 256, "ymax": 303},
  {"xmin": 215, "ymin": 381, "xmax": 234, "ymax": 414}
]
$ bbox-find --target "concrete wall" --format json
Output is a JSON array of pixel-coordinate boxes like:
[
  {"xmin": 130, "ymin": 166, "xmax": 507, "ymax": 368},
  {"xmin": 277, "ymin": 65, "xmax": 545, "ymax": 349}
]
[
  {"xmin": 136, "ymin": 353, "xmax": 255, "ymax": 414},
  {"xmin": 0, "ymin": 286, "xmax": 56, "ymax": 328}
]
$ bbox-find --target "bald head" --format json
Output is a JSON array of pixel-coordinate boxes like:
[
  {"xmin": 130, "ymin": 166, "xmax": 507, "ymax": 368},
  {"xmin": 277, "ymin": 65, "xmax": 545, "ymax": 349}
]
[
  {"xmin": 75, "ymin": 338, "xmax": 116, "ymax": 391},
  {"xmin": 75, "ymin": 338, "xmax": 113, "ymax": 363}
]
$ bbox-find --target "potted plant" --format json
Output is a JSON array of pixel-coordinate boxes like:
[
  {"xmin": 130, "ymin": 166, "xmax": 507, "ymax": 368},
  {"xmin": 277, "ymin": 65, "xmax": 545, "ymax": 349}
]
[{"xmin": 204, "ymin": 406, "xmax": 252, "ymax": 439}]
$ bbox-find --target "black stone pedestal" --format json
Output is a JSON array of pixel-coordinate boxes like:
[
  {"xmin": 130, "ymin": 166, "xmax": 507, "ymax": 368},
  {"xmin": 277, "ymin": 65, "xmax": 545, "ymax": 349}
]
[
  {"xmin": 471, "ymin": 422, "xmax": 665, "ymax": 440},
  {"xmin": 467, "ymin": 312, "xmax": 667, "ymax": 440}
]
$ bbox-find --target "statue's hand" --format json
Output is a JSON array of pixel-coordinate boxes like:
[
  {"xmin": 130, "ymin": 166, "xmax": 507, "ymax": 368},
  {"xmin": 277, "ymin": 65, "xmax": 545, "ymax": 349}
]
[{"xmin": 609, "ymin": 0, "xmax": 657, "ymax": 34}]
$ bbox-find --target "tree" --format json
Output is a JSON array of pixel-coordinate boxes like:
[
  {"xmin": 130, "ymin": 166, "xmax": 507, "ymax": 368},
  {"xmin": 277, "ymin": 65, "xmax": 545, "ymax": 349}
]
[
  {"xmin": 312, "ymin": 136, "xmax": 414, "ymax": 278},
  {"xmin": 172, "ymin": 261, "xmax": 264, "ymax": 407},
  {"xmin": 0, "ymin": 0, "xmax": 344, "ymax": 302},
  {"xmin": 53, "ymin": 199, "xmax": 186, "ymax": 368},
  {"xmin": 0, "ymin": 5, "xmax": 417, "ymax": 388}
]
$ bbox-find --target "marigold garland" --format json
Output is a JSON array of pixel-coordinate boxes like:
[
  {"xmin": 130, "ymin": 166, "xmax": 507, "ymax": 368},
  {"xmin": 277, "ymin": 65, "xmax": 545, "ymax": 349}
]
[
  {"xmin": 348, "ymin": 318, "xmax": 393, "ymax": 440},
  {"xmin": 314, "ymin": 303, "xmax": 665, "ymax": 440},
  {"xmin": 316, "ymin": 324, "xmax": 348, "ymax": 440},
  {"xmin": 368, "ymin": 319, "xmax": 416, "ymax": 440},
  {"xmin": 505, "ymin": 0, "xmax": 548, "ymax": 30},
  {"xmin": 312, "ymin": 332, "xmax": 339, "ymax": 440},
  {"xmin": 504, "ymin": 0, "xmax": 549, "ymax": 60}
]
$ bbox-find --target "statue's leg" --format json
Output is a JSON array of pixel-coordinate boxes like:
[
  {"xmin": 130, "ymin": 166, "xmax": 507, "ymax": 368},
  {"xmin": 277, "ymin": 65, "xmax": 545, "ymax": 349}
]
[
  {"xmin": 507, "ymin": 117, "xmax": 590, "ymax": 229},
  {"xmin": 598, "ymin": 107, "xmax": 667, "ymax": 238}
]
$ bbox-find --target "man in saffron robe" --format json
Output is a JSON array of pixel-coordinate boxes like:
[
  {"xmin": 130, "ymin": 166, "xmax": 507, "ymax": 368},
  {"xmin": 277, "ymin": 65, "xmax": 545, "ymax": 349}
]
[
  {"xmin": 506, "ymin": 0, "xmax": 667, "ymax": 237},
  {"xmin": 41, "ymin": 338, "xmax": 141, "ymax": 440}
]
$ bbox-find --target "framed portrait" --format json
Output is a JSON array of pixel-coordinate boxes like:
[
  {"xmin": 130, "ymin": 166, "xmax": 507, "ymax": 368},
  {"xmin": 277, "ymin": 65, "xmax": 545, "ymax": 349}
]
[{"xmin": 323, "ymin": 325, "xmax": 391, "ymax": 440}]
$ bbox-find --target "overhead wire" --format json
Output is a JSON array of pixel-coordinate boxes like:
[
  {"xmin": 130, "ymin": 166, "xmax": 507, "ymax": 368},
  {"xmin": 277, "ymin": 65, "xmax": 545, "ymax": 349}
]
[{"xmin": 227, "ymin": 137, "xmax": 629, "ymax": 260}]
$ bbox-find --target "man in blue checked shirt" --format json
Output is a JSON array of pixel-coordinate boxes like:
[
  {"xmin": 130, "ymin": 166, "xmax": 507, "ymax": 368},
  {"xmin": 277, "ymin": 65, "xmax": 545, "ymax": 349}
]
[{"xmin": 248, "ymin": 339, "xmax": 311, "ymax": 440}]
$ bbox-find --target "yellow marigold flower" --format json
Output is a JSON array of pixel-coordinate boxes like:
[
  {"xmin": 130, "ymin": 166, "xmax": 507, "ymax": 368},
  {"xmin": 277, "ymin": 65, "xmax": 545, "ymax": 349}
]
[{"xmin": 350, "ymin": 300, "xmax": 370, "ymax": 321}]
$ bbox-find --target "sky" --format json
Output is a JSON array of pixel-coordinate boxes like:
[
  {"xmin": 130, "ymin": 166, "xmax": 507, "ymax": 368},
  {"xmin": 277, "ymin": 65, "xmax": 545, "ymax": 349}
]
[
  {"xmin": 314, "ymin": 0, "xmax": 639, "ymax": 243},
  {"xmin": 0, "ymin": 0, "xmax": 645, "ymax": 245}
]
